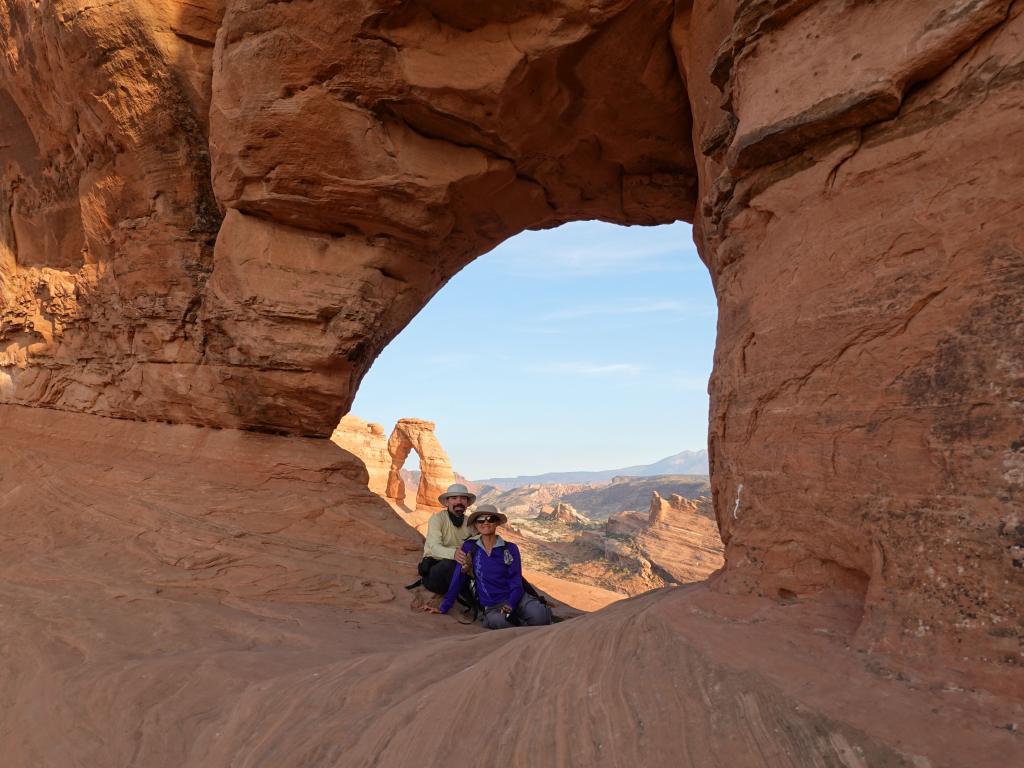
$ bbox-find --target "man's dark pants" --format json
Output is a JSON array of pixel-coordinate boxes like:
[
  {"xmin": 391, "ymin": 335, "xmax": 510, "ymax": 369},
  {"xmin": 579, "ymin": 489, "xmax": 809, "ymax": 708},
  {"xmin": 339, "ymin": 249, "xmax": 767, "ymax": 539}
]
[{"xmin": 420, "ymin": 557, "xmax": 457, "ymax": 594}]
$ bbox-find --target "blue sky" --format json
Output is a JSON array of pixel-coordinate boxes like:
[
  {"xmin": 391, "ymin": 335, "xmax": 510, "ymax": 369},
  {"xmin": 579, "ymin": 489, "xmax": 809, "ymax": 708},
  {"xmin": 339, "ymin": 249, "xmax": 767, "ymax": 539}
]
[{"xmin": 351, "ymin": 220, "xmax": 717, "ymax": 479}]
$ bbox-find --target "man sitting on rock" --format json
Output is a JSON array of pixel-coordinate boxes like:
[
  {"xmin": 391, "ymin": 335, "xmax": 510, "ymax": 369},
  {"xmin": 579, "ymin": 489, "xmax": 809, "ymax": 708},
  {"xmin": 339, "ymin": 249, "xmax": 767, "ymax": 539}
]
[
  {"xmin": 418, "ymin": 483, "xmax": 475, "ymax": 595},
  {"xmin": 434, "ymin": 503, "xmax": 552, "ymax": 629}
]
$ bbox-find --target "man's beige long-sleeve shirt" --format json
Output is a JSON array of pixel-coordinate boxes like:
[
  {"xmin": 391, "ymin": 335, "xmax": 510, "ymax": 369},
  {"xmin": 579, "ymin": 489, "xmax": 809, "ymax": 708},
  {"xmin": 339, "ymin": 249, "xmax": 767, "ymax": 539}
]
[{"xmin": 423, "ymin": 510, "xmax": 473, "ymax": 560}]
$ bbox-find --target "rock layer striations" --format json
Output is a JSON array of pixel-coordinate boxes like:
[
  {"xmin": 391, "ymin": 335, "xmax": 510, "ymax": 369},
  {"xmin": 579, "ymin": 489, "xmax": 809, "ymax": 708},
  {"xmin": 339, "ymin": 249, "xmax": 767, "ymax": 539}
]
[
  {"xmin": 680, "ymin": 0, "xmax": 1024, "ymax": 682},
  {"xmin": 637, "ymin": 492, "xmax": 724, "ymax": 584}
]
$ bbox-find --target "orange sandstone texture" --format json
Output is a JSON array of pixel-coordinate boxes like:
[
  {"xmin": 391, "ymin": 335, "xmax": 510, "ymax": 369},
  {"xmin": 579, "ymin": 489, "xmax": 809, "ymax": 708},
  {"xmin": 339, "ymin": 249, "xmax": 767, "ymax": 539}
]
[
  {"xmin": 679, "ymin": 0, "xmax": 1024, "ymax": 688},
  {"xmin": 1, "ymin": 0, "xmax": 696, "ymax": 432},
  {"xmin": 0, "ymin": 0, "xmax": 224, "ymax": 420},
  {"xmin": 1, "ymin": 0, "xmax": 1023, "ymax": 765},
  {"xmin": 330, "ymin": 413, "xmax": 392, "ymax": 496},
  {"xmin": 636, "ymin": 491, "xmax": 724, "ymax": 583}
]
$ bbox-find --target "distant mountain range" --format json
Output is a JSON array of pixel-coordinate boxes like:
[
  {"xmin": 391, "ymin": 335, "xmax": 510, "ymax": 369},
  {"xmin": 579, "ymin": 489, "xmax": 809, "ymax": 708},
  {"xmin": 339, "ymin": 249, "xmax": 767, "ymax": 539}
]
[
  {"xmin": 475, "ymin": 474, "xmax": 712, "ymax": 521},
  {"xmin": 474, "ymin": 449, "xmax": 709, "ymax": 490}
]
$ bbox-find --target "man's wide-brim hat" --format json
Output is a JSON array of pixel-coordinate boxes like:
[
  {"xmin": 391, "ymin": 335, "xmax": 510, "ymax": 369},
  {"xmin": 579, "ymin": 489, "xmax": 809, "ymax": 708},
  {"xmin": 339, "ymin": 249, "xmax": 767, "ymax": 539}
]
[
  {"xmin": 438, "ymin": 482, "xmax": 477, "ymax": 506},
  {"xmin": 466, "ymin": 503, "xmax": 508, "ymax": 527}
]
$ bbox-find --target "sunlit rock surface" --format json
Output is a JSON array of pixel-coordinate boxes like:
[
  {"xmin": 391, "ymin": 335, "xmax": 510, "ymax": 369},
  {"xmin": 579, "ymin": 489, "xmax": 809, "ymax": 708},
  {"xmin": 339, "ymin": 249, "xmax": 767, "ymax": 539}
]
[
  {"xmin": 1, "ymin": 0, "xmax": 1022, "ymax": 765},
  {"xmin": 330, "ymin": 413, "xmax": 392, "ymax": 496},
  {"xmin": 3, "ymin": 403, "xmax": 1020, "ymax": 767},
  {"xmin": 637, "ymin": 492, "xmax": 724, "ymax": 584},
  {"xmin": 537, "ymin": 500, "xmax": 587, "ymax": 524}
]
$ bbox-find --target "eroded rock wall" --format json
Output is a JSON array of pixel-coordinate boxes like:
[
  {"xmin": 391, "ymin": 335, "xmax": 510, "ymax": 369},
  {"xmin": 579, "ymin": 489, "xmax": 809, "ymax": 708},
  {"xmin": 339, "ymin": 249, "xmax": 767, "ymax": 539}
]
[
  {"xmin": 676, "ymin": 0, "xmax": 1024, "ymax": 684},
  {"xmin": 201, "ymin": 0, "xmax": 697, "ymax": 432},
  {"xmin": 0, "ymin": 1, "xmax": 223, "ymax": 420},
  {"xmin": 1, "ymin": 0, "xmax": 696, "ymax": 434}
]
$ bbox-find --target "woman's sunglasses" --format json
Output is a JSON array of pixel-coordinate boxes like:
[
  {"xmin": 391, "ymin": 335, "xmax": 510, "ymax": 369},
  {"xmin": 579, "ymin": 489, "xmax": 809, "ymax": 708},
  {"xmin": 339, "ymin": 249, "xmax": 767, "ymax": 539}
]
[{"xmin": 474, "ymin": 515, "xmax": 499, "ymax": 524}]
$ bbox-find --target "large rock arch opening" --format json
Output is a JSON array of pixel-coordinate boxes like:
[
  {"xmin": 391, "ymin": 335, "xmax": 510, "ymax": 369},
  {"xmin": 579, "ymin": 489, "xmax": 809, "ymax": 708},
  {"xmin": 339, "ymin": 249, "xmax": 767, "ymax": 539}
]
[{"xmin": 1, "ymin": 0, "xmax": 1022, "ymax": 757}]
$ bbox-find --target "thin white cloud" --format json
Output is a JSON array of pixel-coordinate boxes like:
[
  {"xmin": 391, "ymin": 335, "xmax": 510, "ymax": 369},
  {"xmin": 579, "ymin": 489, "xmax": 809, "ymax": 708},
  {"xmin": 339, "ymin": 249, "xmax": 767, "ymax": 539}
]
[
  {"xmin": 488, "ymin": 229, "xmax": 704, "ymax": 278},
  {"xmin": 424, "ymin": 352, "xmax": 477, "ymax": 365},
  {"xmin": 526, "ymin": 362, "xmax": 645, "ymax": 377},
  {"xmin": 543, "ymin": 299, "xmax": 707, "ymax": 320},
  {"xmin": 519, "ymin": 327, "xmax": 567, "ymax": 335},
  {"xmin": 497, "ymin": 250, "xmax": 701, "ymax": 277}
]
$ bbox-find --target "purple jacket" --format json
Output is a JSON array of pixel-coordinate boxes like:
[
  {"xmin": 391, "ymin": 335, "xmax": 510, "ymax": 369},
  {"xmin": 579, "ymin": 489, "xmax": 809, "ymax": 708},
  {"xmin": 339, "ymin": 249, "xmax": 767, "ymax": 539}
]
[{"xmin": 439, "ymin": 537, "xmax": 524, "ymax": 613}]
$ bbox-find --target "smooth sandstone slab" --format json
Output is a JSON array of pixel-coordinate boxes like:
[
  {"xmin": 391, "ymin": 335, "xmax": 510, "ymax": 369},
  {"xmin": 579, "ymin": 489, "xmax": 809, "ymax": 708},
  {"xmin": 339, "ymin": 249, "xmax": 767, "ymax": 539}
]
[{"xmin": 0, "ymin": 405, "xmax": 1019, "ymax": 768}]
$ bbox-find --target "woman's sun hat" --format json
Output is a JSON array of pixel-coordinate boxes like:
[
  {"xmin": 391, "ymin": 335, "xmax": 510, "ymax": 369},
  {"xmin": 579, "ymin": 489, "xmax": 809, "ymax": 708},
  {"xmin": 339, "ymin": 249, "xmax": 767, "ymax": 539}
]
[{"xmin": 466, "ymin": 503, "xmax": 508, "ymax": 527}]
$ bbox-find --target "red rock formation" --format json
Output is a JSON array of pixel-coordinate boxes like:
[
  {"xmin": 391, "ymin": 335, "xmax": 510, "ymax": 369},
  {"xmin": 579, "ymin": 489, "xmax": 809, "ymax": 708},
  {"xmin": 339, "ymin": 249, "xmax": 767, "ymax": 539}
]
[
  {"xmin": 1, "ymin": 0, "xmax": 695, "ymax": 434},
  {"xmin": 385, "ymin": 418, "xmax": 455, "ymax": 509},
  {"xmin": 2, "ymin": 0, "xmax": 1023, "ymax": 763},
  {"xmin": 0, "ymin": 0, "xmax": 225, "ymax": 423},
  {"xmin": 678, "ymin": 0, "xmax": 1024, "ymax": 683},
  {"xmin": 538, "ymin": 501, "xmax": 588, "ymax": 524},
  {"xmin": 637, "ymin": 492, "xmax": 725, "ymax": 583},
  {"xmin": 605, "ymin": 509, "xmax": 649, "ymax": 537},
  {"xmin": 330, "ymin": 414, "xmax": 391, "ymax": 496},
  {"xmin": 3, "ymin": 403, "xmax": 1019, "ymax": 768}
]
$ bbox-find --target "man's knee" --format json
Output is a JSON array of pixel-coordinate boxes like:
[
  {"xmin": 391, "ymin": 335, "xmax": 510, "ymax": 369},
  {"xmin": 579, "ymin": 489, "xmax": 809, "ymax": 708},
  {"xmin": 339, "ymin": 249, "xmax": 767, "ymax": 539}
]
[
  {"xmin": 423, "ymin": 559, "xmax": 456, "ymax": 594},
  {"xmin": 518, "ymin": 595, "xmax": 552, "ymax": 626}
]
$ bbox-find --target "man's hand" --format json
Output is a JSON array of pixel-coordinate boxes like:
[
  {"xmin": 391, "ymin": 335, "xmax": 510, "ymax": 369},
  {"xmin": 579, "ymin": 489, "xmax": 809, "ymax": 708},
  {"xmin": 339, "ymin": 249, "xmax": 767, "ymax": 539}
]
[{"xmin": 454, "ymin": 549, "xmax": 470, "ymax": 572}]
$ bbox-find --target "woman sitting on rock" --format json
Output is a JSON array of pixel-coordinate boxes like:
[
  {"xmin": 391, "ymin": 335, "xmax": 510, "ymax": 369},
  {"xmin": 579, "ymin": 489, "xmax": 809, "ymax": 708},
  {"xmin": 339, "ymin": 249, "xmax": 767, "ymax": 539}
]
[{"xmin": 430, "ymin": 503, "xmax": 552, "ymax": 629}]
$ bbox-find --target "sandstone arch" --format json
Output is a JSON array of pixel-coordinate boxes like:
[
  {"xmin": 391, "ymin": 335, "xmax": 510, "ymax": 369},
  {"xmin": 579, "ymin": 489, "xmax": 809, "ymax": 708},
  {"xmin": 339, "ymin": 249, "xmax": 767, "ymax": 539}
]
[
  {"xmin": 1, "ymin": 0, "xmax": 1022, "ymax": 763},
  {"xmin": 385, "ymin": 418, "xmax": 455, "ymax": 509}
]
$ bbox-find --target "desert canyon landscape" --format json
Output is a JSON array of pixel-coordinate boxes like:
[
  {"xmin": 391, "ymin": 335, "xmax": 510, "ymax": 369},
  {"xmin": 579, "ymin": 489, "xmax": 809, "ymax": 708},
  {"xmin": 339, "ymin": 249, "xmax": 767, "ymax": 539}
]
[
  {"xmin": 332, "ymin": 414, "xmax": 722, "ymax": 600},
  {"xmin": 1, "ymin": 1, "xmax": 1023, "ymax": 766}
]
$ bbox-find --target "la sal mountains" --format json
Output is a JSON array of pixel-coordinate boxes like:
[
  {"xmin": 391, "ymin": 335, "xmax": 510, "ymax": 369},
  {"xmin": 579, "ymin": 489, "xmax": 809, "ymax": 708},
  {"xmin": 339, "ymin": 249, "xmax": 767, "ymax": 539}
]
[{"xmin": 473, "ymin": 449, "xmax": 709, "ymax": 490}]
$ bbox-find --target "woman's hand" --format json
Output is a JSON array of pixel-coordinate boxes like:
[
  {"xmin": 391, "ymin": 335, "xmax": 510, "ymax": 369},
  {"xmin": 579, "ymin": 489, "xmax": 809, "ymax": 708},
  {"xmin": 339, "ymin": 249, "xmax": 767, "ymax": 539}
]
[{"xmin": 421, "ymin": 605, "xmax": 442, "ymax": 614}]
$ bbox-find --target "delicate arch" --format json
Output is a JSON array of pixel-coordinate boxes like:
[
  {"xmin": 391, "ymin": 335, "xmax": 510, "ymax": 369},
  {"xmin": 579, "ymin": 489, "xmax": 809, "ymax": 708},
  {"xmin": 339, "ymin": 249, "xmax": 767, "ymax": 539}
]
[{"xmin": 385, "ymin": 419, "xmax": 455, "ymax": 509}]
